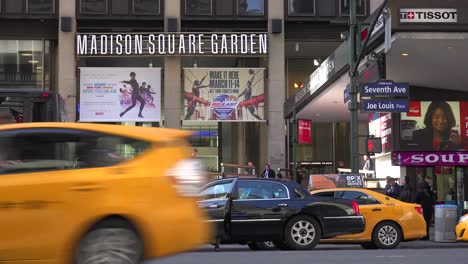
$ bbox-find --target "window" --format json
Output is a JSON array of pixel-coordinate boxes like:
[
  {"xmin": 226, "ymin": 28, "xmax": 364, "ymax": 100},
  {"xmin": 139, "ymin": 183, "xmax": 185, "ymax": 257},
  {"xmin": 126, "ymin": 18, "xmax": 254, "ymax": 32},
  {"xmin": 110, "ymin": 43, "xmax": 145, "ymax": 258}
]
[
  {"xmin": 200, "ymin": 181, "xmax": 233, "ymax": 200},
  {"xmin": 185, "ymin": 0, "xmax": 212, "ymax": 16},
  {"xmin": 339, "ymin": 191, "xmax": 380, "ymax": 205},
  {"xmin": 339, "ymin": 0, "xmax": 366, "ymax": 16},
  {"xmin": 312, "ymin": 191, "xmax": 335, "ymax": 198},
  {"xmin": 0, "ymin": 128, "xmax": 150, "ymax": 175},
  {"xmin": 236, "ymin": 181, "xmax": 288, "ymax": 200},
  {"xmin": 288, "ymin": 0, "xmax": 315, "ymax": 16},
  {"xmin": 237, "ymin": 0, "xmax": 264, "ymax": 16},
  {"xmin": 133, "ymin": 0, "xmax": 159, "ymax": 15},
  {"xmin": 28, "ymin": 0, "xmax": 54, "ymax": 13},
  {"xmin": 81, "ymin": 0, "xmax": 107, "ymax": 14},
  {"xmin": 0, "ymin": 40, "xmax": 51, "ymax": 90}
]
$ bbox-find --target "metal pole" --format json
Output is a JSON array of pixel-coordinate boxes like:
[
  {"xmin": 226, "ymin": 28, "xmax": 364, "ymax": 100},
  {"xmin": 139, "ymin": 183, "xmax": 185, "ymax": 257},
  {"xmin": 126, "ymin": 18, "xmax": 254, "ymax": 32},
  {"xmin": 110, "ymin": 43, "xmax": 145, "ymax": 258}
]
[
  {"xmin": 292, "ymin": 104, "xmax": 297, "ymax": 183},
  {"xmin": 349, "ymin": 0, "xmax": 359, "ymax": 174}
]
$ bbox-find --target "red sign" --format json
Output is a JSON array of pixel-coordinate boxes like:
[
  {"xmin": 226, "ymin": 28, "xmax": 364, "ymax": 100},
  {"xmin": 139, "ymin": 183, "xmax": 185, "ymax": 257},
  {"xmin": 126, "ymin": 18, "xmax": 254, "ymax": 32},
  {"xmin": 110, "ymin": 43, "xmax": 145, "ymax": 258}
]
[
  {"xmin": 407, "ymin": 101, "xmax": 421, "ymax": 117},
  {"xmin": 298, "ymin": 120, "xmax": 311, "ymax": 144}
]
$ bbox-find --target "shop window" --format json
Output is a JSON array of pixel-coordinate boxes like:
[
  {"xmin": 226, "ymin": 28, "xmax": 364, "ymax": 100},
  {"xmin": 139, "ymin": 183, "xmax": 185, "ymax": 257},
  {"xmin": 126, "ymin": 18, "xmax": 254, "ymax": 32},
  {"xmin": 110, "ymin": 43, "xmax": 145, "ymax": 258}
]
[
  {"xmin": 0, "ymin": 40, "xmax": 50, "ymax": 90},
  {"xmin": 237, "ymin": 0, "xmax": 264, "ymax": 16},
  {"xmin": 185, "ymin": 0, "xmax": 212, "ymax": 16},
  {"xmin": 81, "ymin": 0, "xmax": 107, "ymax": 14},
  {"xmin": 5, "ymin": 0, "xmax": 24, "ymax": 13},
  {"xmin": 339, "ymin": 0, "xmax": 366, "ymax": 16},
  {"xmin": 27, "ymin": 0, "xmax": 55, "ymax": 13},
  {"xmin": 288, "ymin": 0, "xmax": 315, "ymax": 16},
  {"xmin": 133, "ymin": 0, "xmax": 159, "ymax": 15}
]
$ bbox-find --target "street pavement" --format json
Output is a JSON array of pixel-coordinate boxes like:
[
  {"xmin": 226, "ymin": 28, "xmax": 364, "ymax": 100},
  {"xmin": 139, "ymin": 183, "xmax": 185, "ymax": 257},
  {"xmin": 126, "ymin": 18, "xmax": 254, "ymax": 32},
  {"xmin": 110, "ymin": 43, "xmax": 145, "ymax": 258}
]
[{"xmin": 144, "ymin": 242, "xmax": 468, "ymax": 264}]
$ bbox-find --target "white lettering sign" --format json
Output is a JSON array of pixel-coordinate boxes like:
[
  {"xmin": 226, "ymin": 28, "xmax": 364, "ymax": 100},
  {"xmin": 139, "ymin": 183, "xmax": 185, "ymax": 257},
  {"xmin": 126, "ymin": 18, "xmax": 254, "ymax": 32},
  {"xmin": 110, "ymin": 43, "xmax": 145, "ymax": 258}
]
[{"xmin": 76, "ymin": 33, "xmax": 269, "ymax": 56}]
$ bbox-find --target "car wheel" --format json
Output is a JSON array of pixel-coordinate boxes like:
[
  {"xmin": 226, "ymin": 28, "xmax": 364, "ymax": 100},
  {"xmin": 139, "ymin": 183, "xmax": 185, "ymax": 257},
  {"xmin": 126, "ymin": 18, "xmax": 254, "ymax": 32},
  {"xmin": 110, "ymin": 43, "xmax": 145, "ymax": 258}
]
[
  {"xmin": 360, "ymin": 242, "xmax": 378, "ymax": 249},
  {"xmin": 76, "ymin": 227, "xmax": 143, "ymax": 264},
  {"xmin": 284, "ymin": 215, "xmax": 321, "ymax": 250},
  {"xmin": 372, "ymin": 221, "xmax": 402, "ymax": 249}
]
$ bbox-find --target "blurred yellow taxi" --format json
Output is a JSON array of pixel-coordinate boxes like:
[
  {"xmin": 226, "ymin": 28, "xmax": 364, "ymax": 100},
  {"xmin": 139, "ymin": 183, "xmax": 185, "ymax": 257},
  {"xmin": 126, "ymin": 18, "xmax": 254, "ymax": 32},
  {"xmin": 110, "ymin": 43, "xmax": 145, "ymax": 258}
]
[
  {"xmin": 0, "ymin": 122, "xmax": 211, "ymax": 264},
  {"xmin": 311, "ymin": 188, "xmax": 426, "ymax": 249},
  {"xmin": 456, "ymin": 213, "xmax": 468, "ymax": 241}
]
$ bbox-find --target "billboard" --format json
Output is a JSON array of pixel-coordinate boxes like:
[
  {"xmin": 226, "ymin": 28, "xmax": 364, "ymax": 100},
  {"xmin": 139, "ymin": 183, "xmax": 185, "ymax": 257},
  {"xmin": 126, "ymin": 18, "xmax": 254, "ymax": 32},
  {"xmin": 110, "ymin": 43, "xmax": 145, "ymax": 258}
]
[
  {"xmin": 309, "ymin": 174, "xmax": 364, "ymax": 190},
  {"xmin": 79, "ymin": 67, "xmax": 161, "ymax": 122},
  {"xmin": 369, "ymin": 112, "xmax": 392, "ymax": 153},
  {"xmin": 400, "ymin": 101, "xmax": 468, "ymax": 151},
  {"xmin": 183, "ymin": 68, "xmax": 265, "ymax": 121},
  {"xmin": 298, "ymin": 119, "xmax": 311, "ymax": 144}
]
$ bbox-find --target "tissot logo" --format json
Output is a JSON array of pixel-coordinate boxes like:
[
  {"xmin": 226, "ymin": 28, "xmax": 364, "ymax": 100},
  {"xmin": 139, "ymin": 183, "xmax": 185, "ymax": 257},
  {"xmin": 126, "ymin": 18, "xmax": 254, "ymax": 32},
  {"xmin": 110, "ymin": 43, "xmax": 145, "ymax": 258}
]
[{"xmin": 400, "ymin": 8, "xmax": 457, "ymax": 23}]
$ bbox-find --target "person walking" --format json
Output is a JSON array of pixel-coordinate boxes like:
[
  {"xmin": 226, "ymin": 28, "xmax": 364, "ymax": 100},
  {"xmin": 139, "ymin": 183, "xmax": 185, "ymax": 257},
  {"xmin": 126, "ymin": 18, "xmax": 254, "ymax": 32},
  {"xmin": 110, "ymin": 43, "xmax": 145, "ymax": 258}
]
[
  {"xmin": 415, "ymin": 182, "xmax": 435, "ymax": 240},
  {"xmin": 398, "ymin": 176, "xmax": 414, "ymax": 203}
]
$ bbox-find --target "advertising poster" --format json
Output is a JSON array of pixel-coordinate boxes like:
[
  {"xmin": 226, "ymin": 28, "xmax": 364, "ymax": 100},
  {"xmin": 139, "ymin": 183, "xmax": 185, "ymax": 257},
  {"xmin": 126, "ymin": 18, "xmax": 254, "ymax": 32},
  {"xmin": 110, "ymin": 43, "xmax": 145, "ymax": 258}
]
[
  {"xmin": 79, "ymin": 67, "xmax": 161, "ymax": 122},
  {"xmin": 308, "ymin": 174, "xmax": 364, "ymax": 190},
  {"xmin": 183, "ymin": 68, "xmax": 265, "ymax": 121},
  {"xmin": 298, "ymin": 119, "xmax": 311, "ymax": 144},
  {"xmin": 400, "ymin": 101, "xmax": 468, "ymax": 151},
  {"xmin": 368, "ymin": 112, "xmax": 392, "ymax": 153}
]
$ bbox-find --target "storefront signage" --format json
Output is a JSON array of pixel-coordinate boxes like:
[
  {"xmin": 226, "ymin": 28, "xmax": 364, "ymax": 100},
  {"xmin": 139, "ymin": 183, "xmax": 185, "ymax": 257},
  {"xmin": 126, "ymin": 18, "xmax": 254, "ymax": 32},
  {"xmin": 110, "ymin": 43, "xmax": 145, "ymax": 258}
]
[
  {"xmin": 183, "ymin": 68, "xmax": 265, "ymax": 122},
  {"xmin": 361, "ymin": 99, "xmax": 409, "ymax": 113},
  {"xmin": 392, "ymin": 151, "xmax": 468, "ymax": 166},
  {"xmin": 76, "ymin": 33, "xmax": 268, "ymax": 56},
  {"xmin": 79, "ymin": 67, "xmax": 161, "ymax": 122},
  {"xmin": 308, "ymin": 55, "xmax": 335, "ymax": 95},
  {"xmin": 298, "ymin": 119, "xmax": 311, "ymax": 144},
  {"xmin": 369, "ymin": 112, "xmax": 392, "ymax": 154},
  {"xmin": 400, "ymin": 8, "xmax": 458, "ymax": 23},
  {"xmin": 360, "ymin": 81, "xmax": 409, "ymax": 97}
]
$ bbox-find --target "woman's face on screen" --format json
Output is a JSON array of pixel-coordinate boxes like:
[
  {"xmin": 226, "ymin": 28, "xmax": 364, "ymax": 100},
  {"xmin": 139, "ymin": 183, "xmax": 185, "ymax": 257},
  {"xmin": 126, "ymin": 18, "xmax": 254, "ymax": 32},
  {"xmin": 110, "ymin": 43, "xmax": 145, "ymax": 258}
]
[{"xmin": 431, "ymin": 107, "xmax": 449, "ymax": 132}]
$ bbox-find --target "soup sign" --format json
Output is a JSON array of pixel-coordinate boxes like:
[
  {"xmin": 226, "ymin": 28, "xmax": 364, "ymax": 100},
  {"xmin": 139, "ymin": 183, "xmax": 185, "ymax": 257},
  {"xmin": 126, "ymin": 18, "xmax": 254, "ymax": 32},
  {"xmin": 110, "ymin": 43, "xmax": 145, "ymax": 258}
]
[{"xmin": 392, "ymin": 151, "xmax": 468, "ymax": 166}]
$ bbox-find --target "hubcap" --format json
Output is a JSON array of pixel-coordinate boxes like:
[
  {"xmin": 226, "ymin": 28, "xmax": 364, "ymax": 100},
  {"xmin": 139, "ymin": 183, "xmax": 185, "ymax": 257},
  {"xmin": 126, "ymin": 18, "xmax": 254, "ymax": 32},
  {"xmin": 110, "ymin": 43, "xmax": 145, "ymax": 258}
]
[
  {"xmin": 378, "ymin": 225, "xmax": 398, "ymax": 246},
  {"xmin": 291, "ymin": 220, "xmax": 315, "ymax": 246},
  {"xmin": 264, "ymin": 241, "xmax": 275, "ymax": 248}
]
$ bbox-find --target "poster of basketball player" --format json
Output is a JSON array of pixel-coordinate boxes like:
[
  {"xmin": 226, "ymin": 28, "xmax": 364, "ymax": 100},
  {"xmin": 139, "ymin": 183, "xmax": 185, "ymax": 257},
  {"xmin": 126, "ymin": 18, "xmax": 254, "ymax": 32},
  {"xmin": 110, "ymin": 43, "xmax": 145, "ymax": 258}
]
[
  {"xmin": 183, "ymin": 68, "xmax": 265, "ymax": 121},
  {"xmin": 79, "ymin": 67, "xmax": 161, "ymax": 122}
]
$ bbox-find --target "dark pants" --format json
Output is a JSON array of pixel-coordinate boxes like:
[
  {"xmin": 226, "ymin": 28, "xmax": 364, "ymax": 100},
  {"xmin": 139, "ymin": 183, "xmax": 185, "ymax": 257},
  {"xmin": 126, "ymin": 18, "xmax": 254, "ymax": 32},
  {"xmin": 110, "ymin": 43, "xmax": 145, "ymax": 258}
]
[
  {"xmin": 423, "ymin": 213, "xmax": 432, "ymax": 239},
  {"xmin": 121, "ymin": 95, "xmax": 145, "ymax": 116}
]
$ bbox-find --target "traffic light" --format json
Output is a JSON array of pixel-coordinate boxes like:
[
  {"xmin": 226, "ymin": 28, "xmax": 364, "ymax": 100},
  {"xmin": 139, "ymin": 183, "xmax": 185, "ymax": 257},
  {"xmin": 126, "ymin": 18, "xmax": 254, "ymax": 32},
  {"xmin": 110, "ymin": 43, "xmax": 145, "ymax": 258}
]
[{"xmin": 367, "ymin": 136, "xmax": 382, "ymax": 155}]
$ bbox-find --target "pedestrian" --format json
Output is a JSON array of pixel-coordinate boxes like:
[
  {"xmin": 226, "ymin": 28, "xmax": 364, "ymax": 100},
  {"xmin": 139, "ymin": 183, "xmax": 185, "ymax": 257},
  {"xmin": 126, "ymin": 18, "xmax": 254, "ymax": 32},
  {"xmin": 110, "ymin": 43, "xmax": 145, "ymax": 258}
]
[
  {"xmin": 245, "ymin": 161, "xmax": 255, "ymax": 175},
  {"xmin": 261, "ymin": 164, "xmax": 276, "ymax": 179},
  {"xmin": 398, "ymin": 176, "xmax": 414, "ymax": 203},
  {"xmin": 415, "ymin": 182, "xmax": 434, "ymax": 240},
  {"xmin": 384, "ymin": 176, "xmax": 401, "ymax": 199},
  {"xmin": 191, "ymin": 148, "xmax": 198, "ymax": 158}
]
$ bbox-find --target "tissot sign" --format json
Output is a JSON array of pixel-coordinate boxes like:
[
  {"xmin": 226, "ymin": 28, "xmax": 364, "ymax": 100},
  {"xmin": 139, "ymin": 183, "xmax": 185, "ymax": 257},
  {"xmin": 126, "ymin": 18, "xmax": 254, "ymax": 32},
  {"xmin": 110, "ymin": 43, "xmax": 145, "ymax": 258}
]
[
  {"xmin": 76, "ymin": 33, "xmax": 268, "ymax": 56},
  {"xmin": 400, "ymin": 8, "xmax": 457, "ymax": 23}
]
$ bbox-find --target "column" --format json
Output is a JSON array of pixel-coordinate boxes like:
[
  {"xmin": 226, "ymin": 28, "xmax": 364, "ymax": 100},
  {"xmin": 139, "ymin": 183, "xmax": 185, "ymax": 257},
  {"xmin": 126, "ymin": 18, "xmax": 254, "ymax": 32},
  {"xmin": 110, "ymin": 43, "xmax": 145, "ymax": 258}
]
[
  {"xmin": 164, "ymin": 0, "xmax": 181, "ymax": 128},
  {"xmin": 267, "ymin": 0, "xmax": 286, "ymax": 171},
  {"xmin": 58, "ymin": 0, "xmax": 76, "ymax": 122}
]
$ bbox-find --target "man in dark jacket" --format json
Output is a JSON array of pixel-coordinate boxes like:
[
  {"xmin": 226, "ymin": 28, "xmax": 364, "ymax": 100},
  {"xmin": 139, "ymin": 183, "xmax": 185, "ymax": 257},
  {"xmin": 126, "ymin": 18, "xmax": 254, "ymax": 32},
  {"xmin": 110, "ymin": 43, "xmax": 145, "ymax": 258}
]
[
  {"xmin": 384, "ymin": 176, "xmax": 401, "ymax": 199},
  {"xmin": 398, "ymin": 176, "xmax": 414, "ymax": 203},
  {"xmin": 261, "ymin": 164, "xmax": 276, "ymax": 179},
  {"xmin": 415, "ymin": 183, "xmax": 434, "ymax": 240}
]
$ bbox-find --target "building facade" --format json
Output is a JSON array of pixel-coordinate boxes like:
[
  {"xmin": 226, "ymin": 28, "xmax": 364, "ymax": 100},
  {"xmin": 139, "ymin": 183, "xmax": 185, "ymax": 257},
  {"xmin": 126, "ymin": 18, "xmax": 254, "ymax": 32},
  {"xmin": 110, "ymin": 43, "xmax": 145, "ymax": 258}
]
[{"xmin": 0, "ymin": 0, "xmax": 373, "ymax": 177}]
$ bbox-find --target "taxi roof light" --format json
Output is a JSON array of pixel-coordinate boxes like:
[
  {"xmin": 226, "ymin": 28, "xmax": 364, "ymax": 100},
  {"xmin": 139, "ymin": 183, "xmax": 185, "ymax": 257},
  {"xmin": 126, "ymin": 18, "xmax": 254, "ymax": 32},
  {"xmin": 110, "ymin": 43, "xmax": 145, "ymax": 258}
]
[{"xmin": 165, "ymin": 159, "xmax": 208, "ymax": 197}]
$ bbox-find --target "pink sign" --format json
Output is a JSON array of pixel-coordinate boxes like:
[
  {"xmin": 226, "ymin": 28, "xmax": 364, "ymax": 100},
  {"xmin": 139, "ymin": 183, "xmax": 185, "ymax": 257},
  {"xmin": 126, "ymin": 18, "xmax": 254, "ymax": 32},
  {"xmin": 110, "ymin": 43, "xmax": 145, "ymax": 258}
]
[{"xmin": 392, "ymin": 151, "xmax": 468, "ymax": 166}]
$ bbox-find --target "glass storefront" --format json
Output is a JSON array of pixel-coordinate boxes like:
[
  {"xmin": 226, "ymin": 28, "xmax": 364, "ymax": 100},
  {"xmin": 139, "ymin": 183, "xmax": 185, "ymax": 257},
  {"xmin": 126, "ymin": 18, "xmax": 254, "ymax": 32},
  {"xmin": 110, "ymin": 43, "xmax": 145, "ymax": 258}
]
[{"xmin": 0, "ymin": 40, "xmax": 52, "ymax": 90}]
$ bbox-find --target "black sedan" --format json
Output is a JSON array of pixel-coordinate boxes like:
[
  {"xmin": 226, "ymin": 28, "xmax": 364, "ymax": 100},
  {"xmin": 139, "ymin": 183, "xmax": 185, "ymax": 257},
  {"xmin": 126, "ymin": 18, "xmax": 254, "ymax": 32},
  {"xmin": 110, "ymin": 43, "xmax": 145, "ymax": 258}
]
[{"xmin": 199, "ymin": 178, "xmax": 365, "ymax": 250}]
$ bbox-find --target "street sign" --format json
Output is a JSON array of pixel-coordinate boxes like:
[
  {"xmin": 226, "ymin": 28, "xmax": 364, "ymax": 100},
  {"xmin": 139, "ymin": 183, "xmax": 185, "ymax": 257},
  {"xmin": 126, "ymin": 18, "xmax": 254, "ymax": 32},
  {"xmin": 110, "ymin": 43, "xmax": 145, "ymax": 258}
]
[
  {"xmin": 344, "ymin": 84, "xmax": 351, "ymax": 103},
  {"xmin": 360, "ymin": 80, "xmax": 409, "ymax": 97},
  {"xmin": 361, "ymin": 99, "xmax": 409, "ymax": 112}
]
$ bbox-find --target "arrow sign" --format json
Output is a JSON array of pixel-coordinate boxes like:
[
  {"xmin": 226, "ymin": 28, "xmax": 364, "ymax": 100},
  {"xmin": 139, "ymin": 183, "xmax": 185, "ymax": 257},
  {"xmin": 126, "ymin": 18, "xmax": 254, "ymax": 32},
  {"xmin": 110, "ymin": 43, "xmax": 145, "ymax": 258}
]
[{"xmin": 360, "ymin": 80, "xmax": 409, "ymax": 97}]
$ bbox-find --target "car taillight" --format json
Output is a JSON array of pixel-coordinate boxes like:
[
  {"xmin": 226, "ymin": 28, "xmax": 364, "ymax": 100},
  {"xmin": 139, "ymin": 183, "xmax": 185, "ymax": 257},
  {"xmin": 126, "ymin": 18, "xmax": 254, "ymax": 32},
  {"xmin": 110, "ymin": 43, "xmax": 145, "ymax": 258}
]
[
  {"xmin": 165, "ymin": 158, "xmax": 208, "ymax": 197},
  {"xmin": 351, "ymin": 200, "xmax": 360, "ymax": 214},
  {"xmin": 415, "ymin": 206, "xmax": 423, "ymax": 216}
]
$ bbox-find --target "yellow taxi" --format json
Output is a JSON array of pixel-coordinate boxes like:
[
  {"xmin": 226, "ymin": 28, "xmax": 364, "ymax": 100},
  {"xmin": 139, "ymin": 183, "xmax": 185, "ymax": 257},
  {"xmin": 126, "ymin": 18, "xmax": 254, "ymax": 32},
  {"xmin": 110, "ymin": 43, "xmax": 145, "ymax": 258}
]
[
  {"xmin": 311, "ymin": 188, "xmax": 426, "ymax": 249},
  {"xmin": 0, "ymin": 122, "xmax": 211, "ymax": 264},
  {"xmin": 456, "ymin": 213, "xmax": 468, "ymax": 241}
]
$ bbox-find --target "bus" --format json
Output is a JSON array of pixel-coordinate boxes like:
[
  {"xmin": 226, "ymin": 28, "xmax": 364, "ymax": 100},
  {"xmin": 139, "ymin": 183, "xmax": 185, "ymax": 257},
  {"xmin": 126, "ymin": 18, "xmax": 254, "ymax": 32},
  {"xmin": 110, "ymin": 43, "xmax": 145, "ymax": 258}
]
[{"xmin": 0, "ymin": 90, "xmax": 68, "ymax": 124}]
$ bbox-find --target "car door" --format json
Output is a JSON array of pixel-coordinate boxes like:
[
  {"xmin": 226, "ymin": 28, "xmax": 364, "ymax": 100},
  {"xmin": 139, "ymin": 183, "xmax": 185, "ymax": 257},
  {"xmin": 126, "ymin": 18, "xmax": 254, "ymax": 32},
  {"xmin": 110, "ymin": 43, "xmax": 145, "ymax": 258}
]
[
  {"xmin": 334, "ymin": 190, "xmax": 383, "ymax": 239},
  {"xmin": 230, "ymin": 180, "xmax": 292, "ymax": 241},
  {"xmin": 198, "ymin": 179, "xmax": 236, "ymax": 240}
]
